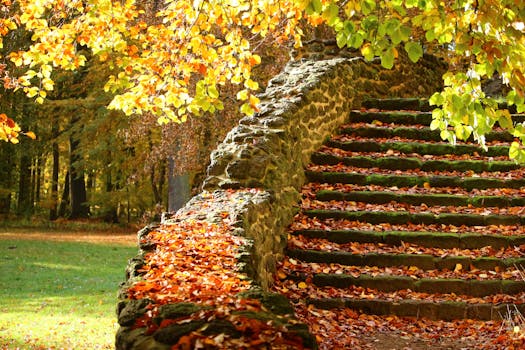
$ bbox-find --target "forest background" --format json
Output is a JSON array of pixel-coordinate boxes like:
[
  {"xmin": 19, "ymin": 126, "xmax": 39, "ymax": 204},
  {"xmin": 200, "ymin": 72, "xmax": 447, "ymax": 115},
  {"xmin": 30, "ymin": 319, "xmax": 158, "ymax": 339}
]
[{"xmin": 0, "ymin": 0, "xmax": 293, "ymax": 223}]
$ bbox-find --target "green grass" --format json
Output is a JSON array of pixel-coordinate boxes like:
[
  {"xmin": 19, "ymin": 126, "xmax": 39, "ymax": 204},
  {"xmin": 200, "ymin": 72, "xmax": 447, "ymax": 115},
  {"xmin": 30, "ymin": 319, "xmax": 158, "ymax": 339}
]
[{"xmin": 0, "ymin": 238, "xmax": 137, "ymax": 349}]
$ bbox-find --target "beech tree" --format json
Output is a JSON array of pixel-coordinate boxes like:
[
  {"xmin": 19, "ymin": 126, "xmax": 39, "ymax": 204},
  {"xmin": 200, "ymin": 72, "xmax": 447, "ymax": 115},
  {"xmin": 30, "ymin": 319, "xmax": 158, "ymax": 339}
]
[
  {"xmin": 313, "ymin": 0, "xmax": 525, "ymax": 159},
  {"xmin": 0, "ymin": 0, "xmax": 524, "ymax": 161}
]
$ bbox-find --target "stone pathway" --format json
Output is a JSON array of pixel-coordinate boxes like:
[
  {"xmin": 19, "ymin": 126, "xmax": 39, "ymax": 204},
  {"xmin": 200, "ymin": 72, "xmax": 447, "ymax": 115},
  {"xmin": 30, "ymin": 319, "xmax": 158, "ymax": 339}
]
[{"xmin": 272, "ymin": 98, "xmax": 525, "ymax": 349}]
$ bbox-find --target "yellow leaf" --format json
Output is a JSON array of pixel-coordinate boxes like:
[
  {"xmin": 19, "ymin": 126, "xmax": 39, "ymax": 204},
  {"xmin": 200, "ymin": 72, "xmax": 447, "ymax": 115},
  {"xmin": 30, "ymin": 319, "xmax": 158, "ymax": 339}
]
[
  {"xmin": 236, "ymin": 89, "xmax": 249, "ymax": 101},
  {"xmin": 244, "ymin": 79, "xmax": 259, "ymax": 91},
  {"xmin": 423, "ymin": 182, "xmax": 431, "ymax": 189},
  {"xmin": 25, "ymin": 131, "xmax": 36, "ymax": 140},
  {"xmin": 298, "ymin": 281, "xmax": 308, "ymax": 289},
  {"xmin": 454, "ymin": 263, "xmax": 462, "ymax": 272}
]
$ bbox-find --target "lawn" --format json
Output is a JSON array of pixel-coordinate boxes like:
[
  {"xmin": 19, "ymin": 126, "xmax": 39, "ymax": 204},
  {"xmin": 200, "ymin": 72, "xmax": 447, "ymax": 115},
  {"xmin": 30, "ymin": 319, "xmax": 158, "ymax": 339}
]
[{"xmin": 0, "ymin": 227, "xmax": 137, "ymax": 349}]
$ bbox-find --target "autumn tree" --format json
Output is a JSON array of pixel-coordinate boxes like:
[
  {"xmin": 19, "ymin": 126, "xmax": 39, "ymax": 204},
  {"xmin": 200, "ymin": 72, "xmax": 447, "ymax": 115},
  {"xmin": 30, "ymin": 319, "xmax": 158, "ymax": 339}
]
[
  {"xmin": 307, "ymin": 0, "xmax": 525, "ymax": 159},
  {"xmin": 0, "ymin": 0, "xmax": 524, "ymax": 163}
]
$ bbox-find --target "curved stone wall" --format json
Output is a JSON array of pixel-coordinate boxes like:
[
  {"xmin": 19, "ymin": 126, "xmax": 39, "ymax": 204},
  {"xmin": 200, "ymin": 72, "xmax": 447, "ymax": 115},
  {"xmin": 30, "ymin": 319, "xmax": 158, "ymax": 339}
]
[{"xmin": 116, "ymin": 49, "xmax": 447, "ymax": 349}]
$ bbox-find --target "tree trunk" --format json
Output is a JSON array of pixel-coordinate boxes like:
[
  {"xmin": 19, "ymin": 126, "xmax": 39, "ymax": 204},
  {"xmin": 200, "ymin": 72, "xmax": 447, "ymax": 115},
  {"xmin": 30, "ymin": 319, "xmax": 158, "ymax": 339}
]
[
  {"xmin": 102, "ymin": 172, "xmax": 119, "ymax": 223},
  {"xmin": 69, "ymin": 135, "xmax": 89, "ymax": 219},
  {"xmin": 168, "ymin": 157, "xmax": 190, "ymax": 213},
  {"xmin": 49, "ymin": 140, "xmax": 59, "ymax": 220},
  {"xmin": 17, "ymin": 154, "xmax": 33, "ymax": 216},
  {"xmin": 0, "ymin": 143, "xmax": 15, "ymax": 216},
  {"xmin": 150, "ymin": 160, "xmax": 166, "ymax": 206},
  {"xmin": 35, "ymin": 156, "xmax": 42, "ymax": 203},
  {"xmin": 58, "ymin": 171, "xmax": 70, "ymax": 218}
]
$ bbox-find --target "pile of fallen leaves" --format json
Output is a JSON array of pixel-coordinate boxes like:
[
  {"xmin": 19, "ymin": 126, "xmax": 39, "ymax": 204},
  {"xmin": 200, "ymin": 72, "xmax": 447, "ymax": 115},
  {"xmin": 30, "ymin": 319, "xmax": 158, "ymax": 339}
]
[
  {"xmin": 124, "ymin": 190, "xmax": 314, "ymax": 349},
  {"xmin": 129, "ymin": 220, "xmax": 251, "ymax": 304}
]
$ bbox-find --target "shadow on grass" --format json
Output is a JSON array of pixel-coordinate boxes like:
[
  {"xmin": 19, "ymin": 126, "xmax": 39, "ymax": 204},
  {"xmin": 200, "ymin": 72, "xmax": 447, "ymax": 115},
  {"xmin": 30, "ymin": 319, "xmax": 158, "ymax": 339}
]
[{"xmin": 0, "ymin": 238, "xmax": 137, "ymax": 349}]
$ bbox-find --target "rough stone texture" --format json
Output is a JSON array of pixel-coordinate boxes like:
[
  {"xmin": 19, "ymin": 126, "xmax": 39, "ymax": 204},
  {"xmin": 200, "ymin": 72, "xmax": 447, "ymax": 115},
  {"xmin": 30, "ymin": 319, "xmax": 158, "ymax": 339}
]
[{"xmin": 116, "ymin": 44, "xmax": 447, "ymax": 349}]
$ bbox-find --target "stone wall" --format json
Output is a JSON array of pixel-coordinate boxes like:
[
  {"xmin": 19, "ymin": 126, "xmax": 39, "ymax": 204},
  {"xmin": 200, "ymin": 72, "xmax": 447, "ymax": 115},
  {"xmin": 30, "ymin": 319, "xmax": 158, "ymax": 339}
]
[{"xmin": 116, "ymin": 47, "xmax": 447, "ymax": 349}]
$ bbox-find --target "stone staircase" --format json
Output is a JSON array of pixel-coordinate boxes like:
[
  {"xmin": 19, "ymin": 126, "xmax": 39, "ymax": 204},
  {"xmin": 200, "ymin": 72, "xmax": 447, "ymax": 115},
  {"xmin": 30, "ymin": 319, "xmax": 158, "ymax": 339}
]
[{"xmin": 273, "ymin": 98, "xmax": 525, "ymax": 347}]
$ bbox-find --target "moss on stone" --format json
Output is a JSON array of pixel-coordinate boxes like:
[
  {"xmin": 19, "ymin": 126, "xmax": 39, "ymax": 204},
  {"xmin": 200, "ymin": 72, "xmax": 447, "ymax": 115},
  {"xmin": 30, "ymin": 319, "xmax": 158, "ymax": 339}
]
[
  {"xmin": 155, "ymin": 303, "xmax": 212, "ymax": 324},
  {"xmin": 238, "ymin": 290, "xmax": 295, "ymax": 315},
  {"xmin": 153, "ymin": 320, "xmax": 206, "ymax": 345}
]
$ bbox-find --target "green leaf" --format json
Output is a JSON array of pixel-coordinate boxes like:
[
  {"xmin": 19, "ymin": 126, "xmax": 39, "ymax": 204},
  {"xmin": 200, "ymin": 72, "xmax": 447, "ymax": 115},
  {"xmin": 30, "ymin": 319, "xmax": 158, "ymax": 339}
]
[
  {"xmin": 440, "ymin": 129, "xmax": 455, "ymax": 143},
  {"xmin": 361, "ymin": 44, "xmax": 375, "ymax": 61},
  {"xmin": 391, "ymin": 30, "xmax": 402, "ymax": 45},
  {"xmin": 454, "ymin": 124, "xmax": 472, "ymax": 141},
  {"xmin": 323, "ymin": 3, "xmax": 339, "ymax": 25},
  {"xmin": 513, "ymin": 124, "xmax": 525, "ymax": 138},
  {"xmin": 429, "ymin": 118, "xmax": 441, "ymax": 130},
  {"xmin": 348, "ymin": 32, "xmax": 364, "ymax": 48},
  {"xmin": 361, "ymin": 0, "xmax": 376, "ymax": 15},
  {"xmin": 312, "ymin": 0, "xmax": 322, "ymax": 13},
  {"xmin": 404, "ymin": 42, "xmax": 423, "ymax": 63},
  {"xmin": 336, "ymin": 31, "xmax": 347, "ymax": 48},
  {"xmin": 509, "ymin": 141, "xmax": 521, "ymax": 159},
  {"xmin": 306, "ymin": 0, "xmax": 322, "ymax": 15},
  {"xmin": 429, "ymin": 93, "xmax": 444, "ymax": 106},
  {"xmin": 498, "ymin": 113, "xmax": 513, "ymax": 130},
  {"xmin": 380, "ymin": 48, "xmax": 395, "ymax": 69},
  {"xmin": 399, "ymin": 25, "xmax": 411, "ymax": 42}
]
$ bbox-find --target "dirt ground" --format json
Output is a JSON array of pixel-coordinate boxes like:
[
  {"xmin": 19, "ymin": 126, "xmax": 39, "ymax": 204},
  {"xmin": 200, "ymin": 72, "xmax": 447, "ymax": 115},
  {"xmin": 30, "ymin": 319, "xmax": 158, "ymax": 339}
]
[{"xmin": 0, "ymin": 228, "xmax": 137, "ymax": 245}]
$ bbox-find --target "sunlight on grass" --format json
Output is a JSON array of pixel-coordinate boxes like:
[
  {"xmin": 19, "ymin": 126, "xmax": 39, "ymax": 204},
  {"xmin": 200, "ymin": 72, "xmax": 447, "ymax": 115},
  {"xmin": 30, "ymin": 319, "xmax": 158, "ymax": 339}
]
[{"xmin": 0, "ymin": 237, "xmax": 137, "ymax": 349}]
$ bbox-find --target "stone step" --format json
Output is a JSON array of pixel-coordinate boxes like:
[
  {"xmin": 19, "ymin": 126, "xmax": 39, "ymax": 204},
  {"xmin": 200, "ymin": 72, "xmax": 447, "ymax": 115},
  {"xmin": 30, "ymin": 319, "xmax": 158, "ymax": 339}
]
[
  {"xmin": 311, "ymin": 153, "xmax": 519, "ymax": 173},
  {"xmin": 349, "ymin": 111, "xmax": 525, "ymax": 126},
  {"xmin": 303, "ymin": 209, "xmax": 525, "ymax": 226},
  {"xmin": 287, "ymin": 249, "xmax": 525, "ymax": 272},
  {"xmin": 340, "ymin": 125, "xmax": 514, "ymax": 143},
  {"xmin": 362, "ymin": 98, "xmax": 521, "ymax": 115},
  {"xmin": 292, "ymin": 213, "xmax": 525, "ymax": 238},
  {"xmin": 361, "ymin": 98, "xmax": 432, "ymax": 112},
  {"xmin": 279, "ymin": 97, "xmax": 525, "ymax": 325},
  {"xmin": 325, "ymin": 139, "xmax": 509, "ymax": 157},
  {"xmin": 305, "ymin": 171, "xmax": 525, "ymax": 190},
  {"xmin": 292, "ymin": 273, "xmax": 525, "ymax": 298},
  {"xmin": 303, "ymin": 200, "xmax": 525, "ymax": 220},
  {"xmin": 314, "ymin": 190, "xmax": 525, "ymax": 208},
  {"xmin": 308, "ymin": 297, "xmax": 525, "ymax": 321},
  {"xmin": 291, "ymin": 229, "xmax": 525, "ymax": 249},
  {"xmin": 349, "ymin": 111, "xmax": 433, "ymax": 125}
]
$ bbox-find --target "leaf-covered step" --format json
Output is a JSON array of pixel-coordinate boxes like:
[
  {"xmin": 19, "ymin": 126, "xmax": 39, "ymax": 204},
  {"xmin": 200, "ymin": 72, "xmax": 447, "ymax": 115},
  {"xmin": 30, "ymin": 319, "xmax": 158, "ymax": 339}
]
[
  {"xmin": 291, "ymin": 214, "xmax": 525, "ymax": 238},
  {"xmin": 349, "ymin": 111, "xmax": 525, "ymax": 126},
  {"xmin": 304, "ymin": 209, "xmax": 525, "ymax": 226},
  {"xmin": 308, "ymin": 297, "xmax": 525, "ymax": 321},
  {"xmin": 310, "ymin": 153, "xmax": 519, "ymax": 173},
  {"xmin": 361, "ymin": 98, "xmax": 431, "ymax": 112},
  {"xmin": 340, "ymin": 124, "xmax": 514, "ymax": 143},
  {"xmin": 305, "ymin": 170, "xmax": 525, "ymax": 190},
  {"xmin": 325, "ymin": 139, "xmax": 509, "ymax": 157},
  {"xmin": 286, "ymin": 249, "xmax": 525, "ymax": 272},
  {"xmin": 307, "ymin": 273, "xmax": 525, "ymax": 297},
  {"xmin": 317, "ymin": 146, "xmax": 510, "ymax": 162},
  {"xmin": 314, "ymin": 190, "xmax": 525, "ymax": 208},
  {"xmin": 303, "ymin": 200, "xmax": 525, "ymax": 219},
  {"xmin": 288, "ymin": 235, "xmax": 525, "ymax": 260},
  {"xmin": 275, "ymin": 272, "xmax": 525, "ymax": 305},
  {"xmin": 291, "ymin": 229, "xmax": 525, "ymax": 249},
  {"xmin": 303, "ymin": 182, "xmax": 525, "ymax": 200},
  {"xmin": 349, "ymin": 111, "xmax": 433, "ymax": 125}
]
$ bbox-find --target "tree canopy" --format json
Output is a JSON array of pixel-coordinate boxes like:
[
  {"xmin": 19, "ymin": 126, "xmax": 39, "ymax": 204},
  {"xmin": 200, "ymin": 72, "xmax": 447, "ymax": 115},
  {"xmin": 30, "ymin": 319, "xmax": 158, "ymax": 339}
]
[{"xmin": 0, "ymin": 0, "xmax": 524, "ymax": 159}]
